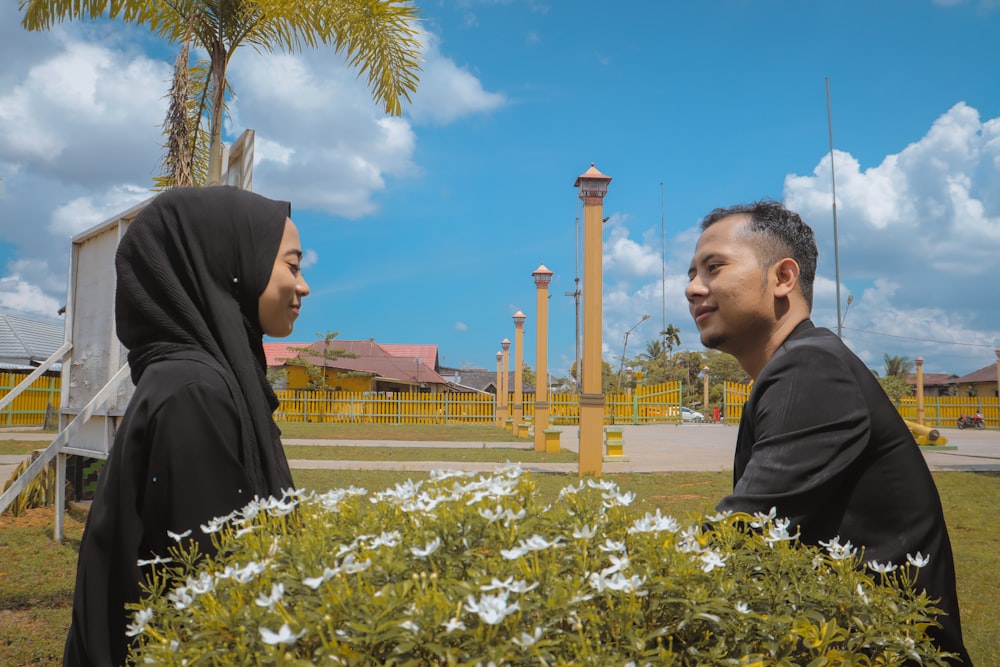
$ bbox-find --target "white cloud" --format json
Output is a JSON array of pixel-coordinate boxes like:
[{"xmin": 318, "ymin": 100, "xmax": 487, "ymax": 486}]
[
  {"xmin": 783, "ymin": 102, "xmax": 1000, "ymax": 371},
  {"xmin": 0, "ymin": 273, "xmax": 63, "ymax": 318},
  {"xmin": 48, "ymin": 184, "xmax": 151, "ymax": 239},
  {"xmin": 454, "ymin": 321, "xmax": 469, "ymax": 332},
  {"xmin": 300, "ymin": 249, "xmax": 319, "ymax": 270},
  {"xmin": 406, "ymin": 32, "xmax": 507, "ymax": 125}
]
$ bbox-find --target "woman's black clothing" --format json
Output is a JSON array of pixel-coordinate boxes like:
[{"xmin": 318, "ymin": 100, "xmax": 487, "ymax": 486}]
[{"xmin": 63, "ymin": 186, "xmax": 295, "ymax": 666}]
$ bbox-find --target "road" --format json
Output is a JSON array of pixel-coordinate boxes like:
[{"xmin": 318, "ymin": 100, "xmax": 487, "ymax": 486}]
[{"xmin": 2, "ymin": 423, "xmax": 999, "ymax": 485}]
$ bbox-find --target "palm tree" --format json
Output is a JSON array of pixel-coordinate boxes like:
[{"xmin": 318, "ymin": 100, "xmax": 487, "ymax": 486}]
[
  {"xmin": 20, "ymin": 0, "xmax": 422, "ymax": 185},
  {"xmin": 660, "ymin": 324, "xmax": 682, "ymax": 355},
  {"xmin": 882, "ymin": 354, "xmax": 914, "ymax": 378}
]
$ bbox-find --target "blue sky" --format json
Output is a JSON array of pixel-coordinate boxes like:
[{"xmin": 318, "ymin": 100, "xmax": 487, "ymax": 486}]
[{"xmin": 1, "ymin": 0, "xmax": 999, "ymax": 380}]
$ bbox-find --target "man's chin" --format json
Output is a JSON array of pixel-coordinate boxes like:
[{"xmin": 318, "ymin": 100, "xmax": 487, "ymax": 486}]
[{"xmin": 700, "ymin": 332, "xmax": 726, "ymax": 350}]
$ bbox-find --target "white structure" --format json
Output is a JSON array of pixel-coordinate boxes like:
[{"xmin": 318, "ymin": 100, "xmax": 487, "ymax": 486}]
[{"xmin": 0, "ymin": 131, "xmax": 255, "ymax": 536}]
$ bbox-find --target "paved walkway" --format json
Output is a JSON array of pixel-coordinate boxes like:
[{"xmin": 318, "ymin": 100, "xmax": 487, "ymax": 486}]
[{"xmin": 3, "ymin": 424, "xmax": 999, "ymax": 485}]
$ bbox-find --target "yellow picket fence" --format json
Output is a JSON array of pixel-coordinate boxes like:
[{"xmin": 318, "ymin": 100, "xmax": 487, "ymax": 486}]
[
  {"xmin": 275, "ymin": 382, "xmax": 685, "ymax": 426},
  {"xmin": 898, "ymin": 396, "xmax": 999, "ymax": 428},
  {"xmin": 0, "ymin": 371, "xmax": 61, "ymax": 426}
]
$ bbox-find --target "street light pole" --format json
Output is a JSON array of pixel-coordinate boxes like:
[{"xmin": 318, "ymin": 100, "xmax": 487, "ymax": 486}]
[
  {"xmin": 617, "ymin": 314, "xmax": 649, "ymax": 392},
  {"xmin": 495, "ymin": 350, "xmax": 503, "ymax": 427},
  {"xmin": 532, "ymin": 264, "xmax": 554, "ymax": 452},
  {"xmin": 512, "ymin": 311, "xmax": 526, "ymax": 431},
  {"xmin": 575, "ymin": 163, "xmax": 612, "ymax": 477},
  {"xmin": 501, "ymin": 338, "xmax": 511, "ymax": 430}
]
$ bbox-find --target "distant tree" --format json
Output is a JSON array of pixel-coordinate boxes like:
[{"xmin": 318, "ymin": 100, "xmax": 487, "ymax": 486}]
[
  {"xmin": 568, "ymin": 360, "xmax": 616, "ymax": 394},
  {"xmin": 883, "ymin": 354, "xmax": 914, "ymax": 378},
  {"xmin": 660, "ymin": 324, "xmax": 681, "ymax": 355},
  {"xmin": 879, "ymin": 375, "xmax": 914, "ymax": 404},
  {"xmin": 635, "ymin": 339, "xmax": 668, "ymax": 385}
]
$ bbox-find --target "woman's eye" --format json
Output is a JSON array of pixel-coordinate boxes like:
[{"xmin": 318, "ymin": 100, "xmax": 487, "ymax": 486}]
[{"xmin": 288, "ymin": 263, "xmax": 300, "ymax": 275}]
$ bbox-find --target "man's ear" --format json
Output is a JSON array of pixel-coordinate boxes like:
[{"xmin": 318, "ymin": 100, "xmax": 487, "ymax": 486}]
[{"xmin": 773, "ymin": 258, "xmax": 800, "ymax": 298}]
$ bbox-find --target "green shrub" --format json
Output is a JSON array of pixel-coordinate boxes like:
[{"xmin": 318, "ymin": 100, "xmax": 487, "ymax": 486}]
[{"xmin": 129, "ymin": 465, "xmax": 952, "ymax": 665}]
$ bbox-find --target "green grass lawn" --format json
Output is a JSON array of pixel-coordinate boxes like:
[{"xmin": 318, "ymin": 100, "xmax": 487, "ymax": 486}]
[
  {"xmin": 1, "ymin": 436, "xmax": 997, "ymax": 665},
  {"xmin": 276, "ymin": 421, "xmax": 532, "ymax": 442}
]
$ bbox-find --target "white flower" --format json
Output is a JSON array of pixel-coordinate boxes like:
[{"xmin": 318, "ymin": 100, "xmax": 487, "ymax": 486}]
[
  {"xmin": 906, "ymin": 551, "xmax": 931, "ymax": 568},
  {"xmin": 603, "ymin": 553, "xmax": 630, "ymax": 575},
  {"xmin": 167, "ymin": 587, "xmax": 193, "ymax": 611},
  {"xmin": 340, "ymin": 553, "xmax": 372, "ymax": 575},
  {"xmin": 764, "ymin": 518, "xmax": 800, "ymax": 546},
  {"xmin": 411, "ymin": 537, "xmax": 442, "ymax": 558},
  {"xmin": 442, "ymin": 618, "xmax": 467, "ymax": 633},
  {"xmin": 399, "ymin": 620, "xmax": 419, "ymax": 634},
  {"xmin": 125, "ymin": 607, "xmax": 153, "ymax": 637},
  {"xmin": 700, "ymin": 550, "xmax": 729, "ymax": 572},
  {"xmin": 602, "ymin": 490, "xmax": 636, "ymax": 508},
  {"xmin": 587, "ymin": 478, "xmax": 618, "ymax": 492},
  {"xmin": 512, "ymin": 627, "xmax": 543, "ymax": 649},
  {"xmin": 255, "ymin": 582, "xmax": 285, "ymax": 610},
  {"xmin": 507, "ymin": 579, "xmax": 539, "ymax": 594},
  {"xmin": 856, "ymin": 583, "xmax": 870, "ymax": 604},
  {"xmin": 522, "ymin": 534, "xmax": 562, "ymax": 551},
  {"xmin": 735, "ymin": 601, "xmax": 750, "ymax": 614},
  {"xmin": 750, "ymin": 507, "xmax": 778, "ymax": 528},
  {"xmin": 599, "ymin": 539, "xmax": 626, "ymax": 554},
  {"xmin": 572, "ymin": 524, "xmax": 598, "ymax": 539},
  {"xmin": 166, "ymin": 529, "xmax": 192, "ymax": 542},
  {"xmin": 705, "ymin": 510, "xmax": 732, "ymax": 522},
  {"xmin": 819, "ymin": 536, "xmax": 857, "ymax": 561},
  {"xmin": 478, "ymin": 505, "xmax": 505, "ymax": 524},
  {"xmin": 628, "ymin": 510, "xmax": 680, "ymax": 534},
  {"xmin": 501, "ymin": 545, "xmax": 528, "ymax": 560},
  {"xmin": 231, "ymin": 561, "xmax": 267, "ymax": 584},
  {"xmin": 137, "ymin": 555, "xmax": 173, "ymax": 567},
  {"xmin": 464, "ymin": 592, "xmax": 520, "ymax": 625},
  {"xmin": 259, "ymin": 623, "xmax": 305, "ymax": 646},
  {"xmin": 371, "ymin": 531, "xmax": 401, "ymax": 548},
  {"xmin": 481, "ymin": 577, "xmax": 513, "ymax": 592},
  {"xmin": 867, "ymin": 560, "xmax": 898, "ymax": 574},
  {"xmin": 187, "ymin": 572, "xmax": 214, "ymax": 595}
]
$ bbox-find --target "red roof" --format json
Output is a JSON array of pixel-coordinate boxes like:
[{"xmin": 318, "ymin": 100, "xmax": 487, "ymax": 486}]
[
  {"xmin": 281, "ymin": 339, "xmax": 446, "ymax": 384},
  {"xmin": 954, "ymin": 363, "xmax": 999, "ymax": 385},
  {"xmin": 905, "ymin": 372, "xmax": 958, "ymax": 387},
  {"xmin": 262, "ymin": 342, "xmax": 311, "ymax": 367},
  {"xmin": 379, "ymin": 343, "xmax": 438, "ymax": 371}
]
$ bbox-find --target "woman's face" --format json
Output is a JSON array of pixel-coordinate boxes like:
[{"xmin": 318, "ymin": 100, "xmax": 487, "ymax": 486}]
[{"xmin": 258, "ymin": 218, "xmax": 309, "ymax": 338}]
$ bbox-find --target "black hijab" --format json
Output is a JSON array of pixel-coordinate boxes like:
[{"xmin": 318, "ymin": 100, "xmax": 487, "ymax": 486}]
[{"xmin": 115, "ymin": 185, "xmax": 294, "ymax": 498}]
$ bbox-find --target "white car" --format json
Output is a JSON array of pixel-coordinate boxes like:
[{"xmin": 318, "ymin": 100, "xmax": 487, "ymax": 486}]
[{"xmin": 681, "ymin": 407, "xmax": 704, "ymax": 423}]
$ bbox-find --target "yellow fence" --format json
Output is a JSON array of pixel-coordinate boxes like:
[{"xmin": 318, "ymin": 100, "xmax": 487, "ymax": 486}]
[
  {"xmin": 723, "ymin": 382, "xmax": 752, "ymax": 425},
  {"xmin": 275, "ymin": 382, "xmax": 684, "ymax": 426},
  {"xmin": 0, "ymin": 372, "xmax": 61, "ymax": 426},
  {"xmin": 898, "ymin": 396, "xmax": 999, "ymax": 428}
]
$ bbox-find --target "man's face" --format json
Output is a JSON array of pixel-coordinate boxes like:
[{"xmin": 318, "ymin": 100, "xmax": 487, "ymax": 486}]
[{"xmin": 685, "ymin": 215, "xmax": 775, "ymax": 355}]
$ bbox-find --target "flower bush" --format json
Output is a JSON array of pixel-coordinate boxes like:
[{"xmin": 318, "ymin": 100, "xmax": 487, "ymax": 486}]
[{"xmin": 128, "ymin": 465, "xmax": 951, "ymax": 665}]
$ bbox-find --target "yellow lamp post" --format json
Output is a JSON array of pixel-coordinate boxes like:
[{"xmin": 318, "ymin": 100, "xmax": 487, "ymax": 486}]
[
  {"xmin": 495, "ymin": 350, "xmax": 504, "ymax": 427},
  {"xmin": 532, "ymin": 264, "xmax": 554, "ymax": 452},
  {"xmin": 916, "ymin": 356, "xmax": 925, "ymax": 426},
  {"xmin": 501, "ymin": 338, "xmax": 511, "ymax": 430},
  {"xmin": 512, "ymin": 311, "xmax": 526, "ymax": 430},
  {"xmin": 575, "ymin": 163, "xmax": 612, "ymax": 477}
]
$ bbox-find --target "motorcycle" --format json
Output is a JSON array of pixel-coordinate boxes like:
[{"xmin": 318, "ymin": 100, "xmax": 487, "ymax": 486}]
[{"xmin": 956, "ymin": 412, "xmax": 986, "ymax": 430}]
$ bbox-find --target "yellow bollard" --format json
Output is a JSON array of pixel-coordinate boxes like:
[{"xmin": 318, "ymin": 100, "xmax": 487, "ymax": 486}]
[{"xmin": 603, "ymin": 426, "xmax": 629, "ymax": 462}]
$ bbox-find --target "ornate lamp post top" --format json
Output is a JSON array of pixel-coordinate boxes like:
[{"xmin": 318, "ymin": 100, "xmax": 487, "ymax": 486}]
[
  {"xmin": 501, "ymin": 338, "xmax": 511, "ymax": 352},
  {"xmin": 513, "ymin": 311, "xmax": 526, "ymax": 327},
  {"xmin": 496, "ymin": 351, "xmax": 503, "ymax": 362},
  {"xmin": 574, "ymin": 163, "xmax": 612, "ymax": 204},
  {"xmin": 532, "ymin": 264, "xmax": 554, "ymax": 286}
]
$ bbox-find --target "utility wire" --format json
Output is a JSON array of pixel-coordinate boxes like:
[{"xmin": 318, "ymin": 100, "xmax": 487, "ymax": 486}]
[{"xmin": 841, "ymin": 326, "xmax": 997, "ymax": 349}]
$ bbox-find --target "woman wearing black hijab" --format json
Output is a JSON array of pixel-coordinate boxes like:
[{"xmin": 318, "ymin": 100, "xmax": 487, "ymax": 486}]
[{"xmin": 63, "ymin": 186, "xmax": 310, "ymax": 667}]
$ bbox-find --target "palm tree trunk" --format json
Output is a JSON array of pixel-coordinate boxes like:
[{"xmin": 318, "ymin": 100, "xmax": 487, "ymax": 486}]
[{"xmin": 206, "ymin": 43, "xmax": 228, "ymax": 186}]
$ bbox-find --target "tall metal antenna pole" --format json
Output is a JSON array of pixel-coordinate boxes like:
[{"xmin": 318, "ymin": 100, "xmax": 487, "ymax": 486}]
[
  {"xmin": 826, "ymin": 77, "xmax": 844, "ymax": 339},
  {"xmin": 660, "ymin": 182, "xmax": 667, "ymax": 352},
  {"xmin": 565, "ymin": 205, "xmax": 582, "ymax": 393}
]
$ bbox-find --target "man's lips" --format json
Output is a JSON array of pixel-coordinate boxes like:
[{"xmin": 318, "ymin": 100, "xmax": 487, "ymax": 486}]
[{"xmin": 693, "ymin": 305, "xmax": 715, "ymax": 324}]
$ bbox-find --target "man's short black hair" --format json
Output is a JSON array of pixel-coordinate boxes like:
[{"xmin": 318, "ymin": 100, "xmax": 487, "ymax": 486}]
[{"xmin": 701, "ymin": 200, "xmax": 819, "ymax": 309}]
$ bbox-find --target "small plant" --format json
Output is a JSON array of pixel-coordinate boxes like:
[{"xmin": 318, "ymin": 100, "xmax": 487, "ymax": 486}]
[
  {"xmin": 2, "ymin": 452, "xmax": 65, "ymax": 516},
  {"xmin": 128, "ymin": 466, "xmax": 953, "ymax": 665}
]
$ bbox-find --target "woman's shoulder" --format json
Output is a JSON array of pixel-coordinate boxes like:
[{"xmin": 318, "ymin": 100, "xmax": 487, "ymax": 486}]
[{"xmin": 136, "ymin": 357, "xmax": 231, "ymax": 397}]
